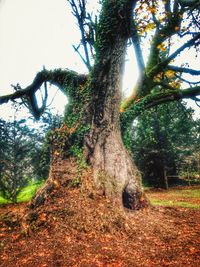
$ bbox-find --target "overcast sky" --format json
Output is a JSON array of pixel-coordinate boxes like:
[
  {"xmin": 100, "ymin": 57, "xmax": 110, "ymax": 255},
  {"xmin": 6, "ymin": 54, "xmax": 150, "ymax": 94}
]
[
  {"xmin": 0, "ymin": 0, "xmax": 199, "ymax": 121},
  {"xmin": 0, "ymin": 0, "xmax": 86, "ymax": 119}
]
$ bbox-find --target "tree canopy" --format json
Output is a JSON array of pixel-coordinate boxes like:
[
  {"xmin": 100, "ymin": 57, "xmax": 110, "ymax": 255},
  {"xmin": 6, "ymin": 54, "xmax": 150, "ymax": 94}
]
[{"xmin": 0, "ymin": 0, "xmax": 199, "ymax": 115}]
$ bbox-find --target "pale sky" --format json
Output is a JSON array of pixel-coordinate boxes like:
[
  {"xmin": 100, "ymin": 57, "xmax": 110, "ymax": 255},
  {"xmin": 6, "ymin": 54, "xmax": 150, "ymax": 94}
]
[
  {"xmin": 0, "ymin": 0, "xmax": 199, "ymax": 121},
  {"xmin": 0, "ymin": 0, "xmax": 88, "ymax": 119}
]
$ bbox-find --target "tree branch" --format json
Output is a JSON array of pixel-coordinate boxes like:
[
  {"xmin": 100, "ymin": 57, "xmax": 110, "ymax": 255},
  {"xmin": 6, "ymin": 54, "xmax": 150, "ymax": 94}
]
[
  {"xmin": 72, "ymin": 45, "xmax": 89, "ymax": 67},
  {"xmin": 0, "ymin": 69, "xmax": 87, "ymax": 119},
  {"xmin": 167, "ymin": 33, "xmax": 200, "ymax": 62},
  {"xmin": 69, "ymin": 0, "xmax": 91, "ymax": 70},
  {"xmin": 121, "ymin": 86, "xmax": 200, "ymax": 129},
  {"xmin": 178, "ymin": 0, "xmax": 200, "ymax": 8},
  {"xmin": 167, "ymin": 65, "xmax": 200, "ymax": 75},
  {"xmin": 131, "ymin": 21, "xmax": 145, "ymax": 73},
  {"xmin": 175, "ymin": 73, "xmax": 200, "ymax": 85},
  {"xmin": 148, "ymin": 32, "xmax": 200, "ymax": 78}
]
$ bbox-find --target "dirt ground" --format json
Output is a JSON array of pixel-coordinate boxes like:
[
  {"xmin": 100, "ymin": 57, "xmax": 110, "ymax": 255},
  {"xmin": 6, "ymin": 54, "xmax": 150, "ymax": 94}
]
[{"xmin": 0, "ymin": 184, "xmax": 200, "ymax": 267}]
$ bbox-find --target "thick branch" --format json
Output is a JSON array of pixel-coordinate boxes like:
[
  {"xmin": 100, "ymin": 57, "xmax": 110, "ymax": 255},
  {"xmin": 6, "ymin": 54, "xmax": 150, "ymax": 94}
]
[
  {"xmin": 0, "ymin": 69, "xmax": 87, "ymax": 118},
  {"xmin": 0, "ymin": 72, "xmax": 47, "ymax": 105},
  {"xmin": 121, "ymin": 86, "xmax": 200, "ymax": 129}
]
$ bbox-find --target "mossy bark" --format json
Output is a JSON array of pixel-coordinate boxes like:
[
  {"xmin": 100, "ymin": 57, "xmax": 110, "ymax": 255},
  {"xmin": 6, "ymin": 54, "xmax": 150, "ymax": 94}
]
[
  {"xmin": 83, "ymin": 0, "xmax": 148, "ymax": 209},
  {"xmin": 31, "ymin": 0, "xmax": 148, "ymax": 210}
]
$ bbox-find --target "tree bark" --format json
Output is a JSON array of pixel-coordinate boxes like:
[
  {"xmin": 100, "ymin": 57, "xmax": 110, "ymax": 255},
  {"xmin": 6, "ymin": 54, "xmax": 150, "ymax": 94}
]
[{"xmin": 83, "ymin": 0, "xmax": 148, "ymax": 209}]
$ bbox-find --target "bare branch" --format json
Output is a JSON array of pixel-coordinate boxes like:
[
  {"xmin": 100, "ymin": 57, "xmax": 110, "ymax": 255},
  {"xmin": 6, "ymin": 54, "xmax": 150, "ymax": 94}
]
[
  {"xmin": 148, "ymin": 32, "xmax": 200, "ymax": 78},
  {"xmin": 175, "ymin": 73, "xmax": 200, "ymax": 85},
  {"xmin": 72, "ymin": 45, "xmax": 88, "ymax": 67},
  {"xmin": 68, "ymin": 0, "xmax": 92, "ymax": 70},
  {"xmin": 131, "ymin": 21, "xmax": 145, "ymax": 73},
  {"xmin": 167, "ymin": 65, "xmax": 200, "ymax": 75},
  {"xmin": 164, "ymin": 33, "xmax": 200, "ymax": 65}
]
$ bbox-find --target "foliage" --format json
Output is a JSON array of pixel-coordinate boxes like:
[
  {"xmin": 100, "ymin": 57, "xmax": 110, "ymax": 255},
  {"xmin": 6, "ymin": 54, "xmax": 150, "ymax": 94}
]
[
  {"xmin": 17, "ymin": 181, "xmax": 44, "ymax": 203},
  {"xmin": 32, "ymin": 112, "xmax": 64, "ymax": 180},
  {"xmin": 0, "ymin": 118, "xmax": 35, "ymax": 202},
  {"xmin": 0, "ymin": 112, "xmax": 63, "ymax": 203},
  {"xmin": 131, "ymin": 101, "xmax": 199, "ymax": 188},
  {"xmin": 0, "ymin": 1, "xmax": 199, "ymax": 119},
  {"xmin": 121, "ymin": 0, "xmax": 200, "ymax": 111}
]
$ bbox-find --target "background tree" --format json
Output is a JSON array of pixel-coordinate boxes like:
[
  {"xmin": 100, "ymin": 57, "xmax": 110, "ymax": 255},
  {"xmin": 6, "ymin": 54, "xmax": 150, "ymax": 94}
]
[
  {"xmin": 0, "ymin": 119, "xmax": 10, "ymax": 198},
  {"xmin": 0, "ymin": 111, "xmax": 63, "ymax": 202},
  {"xmin": 0, "ymin": 0, "xmax": 199, "ymax": 210},
  {"xmin": 30, "ymin": 112, "xmax": 64, "ymax": 182},
  {"xmin": 0, "ymin": 118, "xmax": 35, "ymax": 202},
  {"xmin": 179, "ymin": 117, "xmax": 200, "ymax": 180},
  {"xmin": 131, "ymin": 101, "xmax": 198, "ymax": 188}
]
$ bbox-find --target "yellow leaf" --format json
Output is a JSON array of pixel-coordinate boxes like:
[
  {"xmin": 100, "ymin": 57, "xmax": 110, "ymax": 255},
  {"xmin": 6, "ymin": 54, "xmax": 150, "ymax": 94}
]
[
  {"xmin": 147, "ymin": 6, "xmax": 156, "ymax": 14},
  {"xmin": 157, "ymin": 43, "xmax": 167, "ymax": 51},
  {"xmin": 53, "ymin": 180, "xmax": 59, "ymax": 187},
  {"xmin": 165, "ymin": 70, "xmax": 175, "ymax": 78},
  {"xmin": 146, "ymin": 23, "xmax": 156, "ymax": 31},
  {"xmin": 54, "ymin": 150, "xmax": 60, "ymax": 156},
  {"xmin": 169, "ymin": 81, "xmax": 181, "ymax": 89}
]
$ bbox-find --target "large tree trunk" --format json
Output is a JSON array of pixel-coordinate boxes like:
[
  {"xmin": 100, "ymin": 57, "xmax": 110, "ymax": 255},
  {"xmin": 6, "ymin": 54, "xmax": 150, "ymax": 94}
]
[
  {"xmin": 85, "ymin": 129, "xmax": 146, "ymax": 209},
  {"xmin": 83, "ymin": 1, "xmax": 148, "ymax": 209},
  {"xmin": 84, "ymin": 52, "xmax": 147, "ymax": 208},
  {"xmin": 31, "ymin": 0, "xmax": 148, "ymax": 210}
]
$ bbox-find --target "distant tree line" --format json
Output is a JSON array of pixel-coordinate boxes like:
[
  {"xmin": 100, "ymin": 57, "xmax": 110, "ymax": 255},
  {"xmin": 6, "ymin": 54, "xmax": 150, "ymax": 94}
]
[{"xmin": 0, "ymin": 113, "xmax": 63, "ymax": 202}]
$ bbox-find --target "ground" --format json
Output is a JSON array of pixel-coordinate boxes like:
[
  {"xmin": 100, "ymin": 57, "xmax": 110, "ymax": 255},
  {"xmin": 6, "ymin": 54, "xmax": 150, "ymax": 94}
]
[{"xmin": 0, "ymin": 180, "xmax": 200, "ymax": 266}]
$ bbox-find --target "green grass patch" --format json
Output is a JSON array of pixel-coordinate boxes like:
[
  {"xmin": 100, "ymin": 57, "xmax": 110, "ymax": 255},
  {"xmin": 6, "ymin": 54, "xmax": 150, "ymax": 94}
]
[
  {"xmin": 0, "ymin": 195, "xmax": 11, "ymax": 205},
  {"xmin": 178, "ymin": 189, "xmax": 200, "ymax": 198},
  {"xmin": 150, "ymin": 198, "xmax": 200, "ymax": 209},
  {"xmin": 147, "ymin": 187, "xmax": 200, "ymax": 209},
  {"xmin": 17, "ymin": 181, "xmax": 44, "ymax": 203},
  {"xmin": 0, "ymin": 181, "xmax": 44, "ymax": 205}
]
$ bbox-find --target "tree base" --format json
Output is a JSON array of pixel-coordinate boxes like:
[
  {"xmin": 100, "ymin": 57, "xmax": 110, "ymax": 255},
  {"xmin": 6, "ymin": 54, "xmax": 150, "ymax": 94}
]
[{"xmin": 30, "ymin": 150, "xmax": 149, "ymax": 212}]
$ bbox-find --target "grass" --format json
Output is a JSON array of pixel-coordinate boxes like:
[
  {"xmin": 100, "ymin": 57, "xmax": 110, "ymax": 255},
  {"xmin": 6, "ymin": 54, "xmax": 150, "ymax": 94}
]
[
  {"xmin": 0, "ymin": 195, "xmax": 11, "ymax": 205},
  {"xmin": 146, "ymin": 186, "xmax": 200, "ymax": 209},
  {"xmin": 150, "ymin": 199, "xmax": 200, "ymax": 209},
  {"xmin": 17, "ymin": 181, "xmax": 44, "ymax": 203},
  {"xmin": 0, "ymin": 181, "xmax": 44, "ymax": 205},
  {"xmin": 180, "ymin": 189, "xmax": 200, "ymax": 198}
]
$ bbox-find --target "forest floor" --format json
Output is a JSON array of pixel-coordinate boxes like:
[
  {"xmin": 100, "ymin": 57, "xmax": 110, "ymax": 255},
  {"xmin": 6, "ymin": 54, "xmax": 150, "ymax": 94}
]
[{"xmin": 0, "ymin": 183, "xmax": 200, "ymax": 267}]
